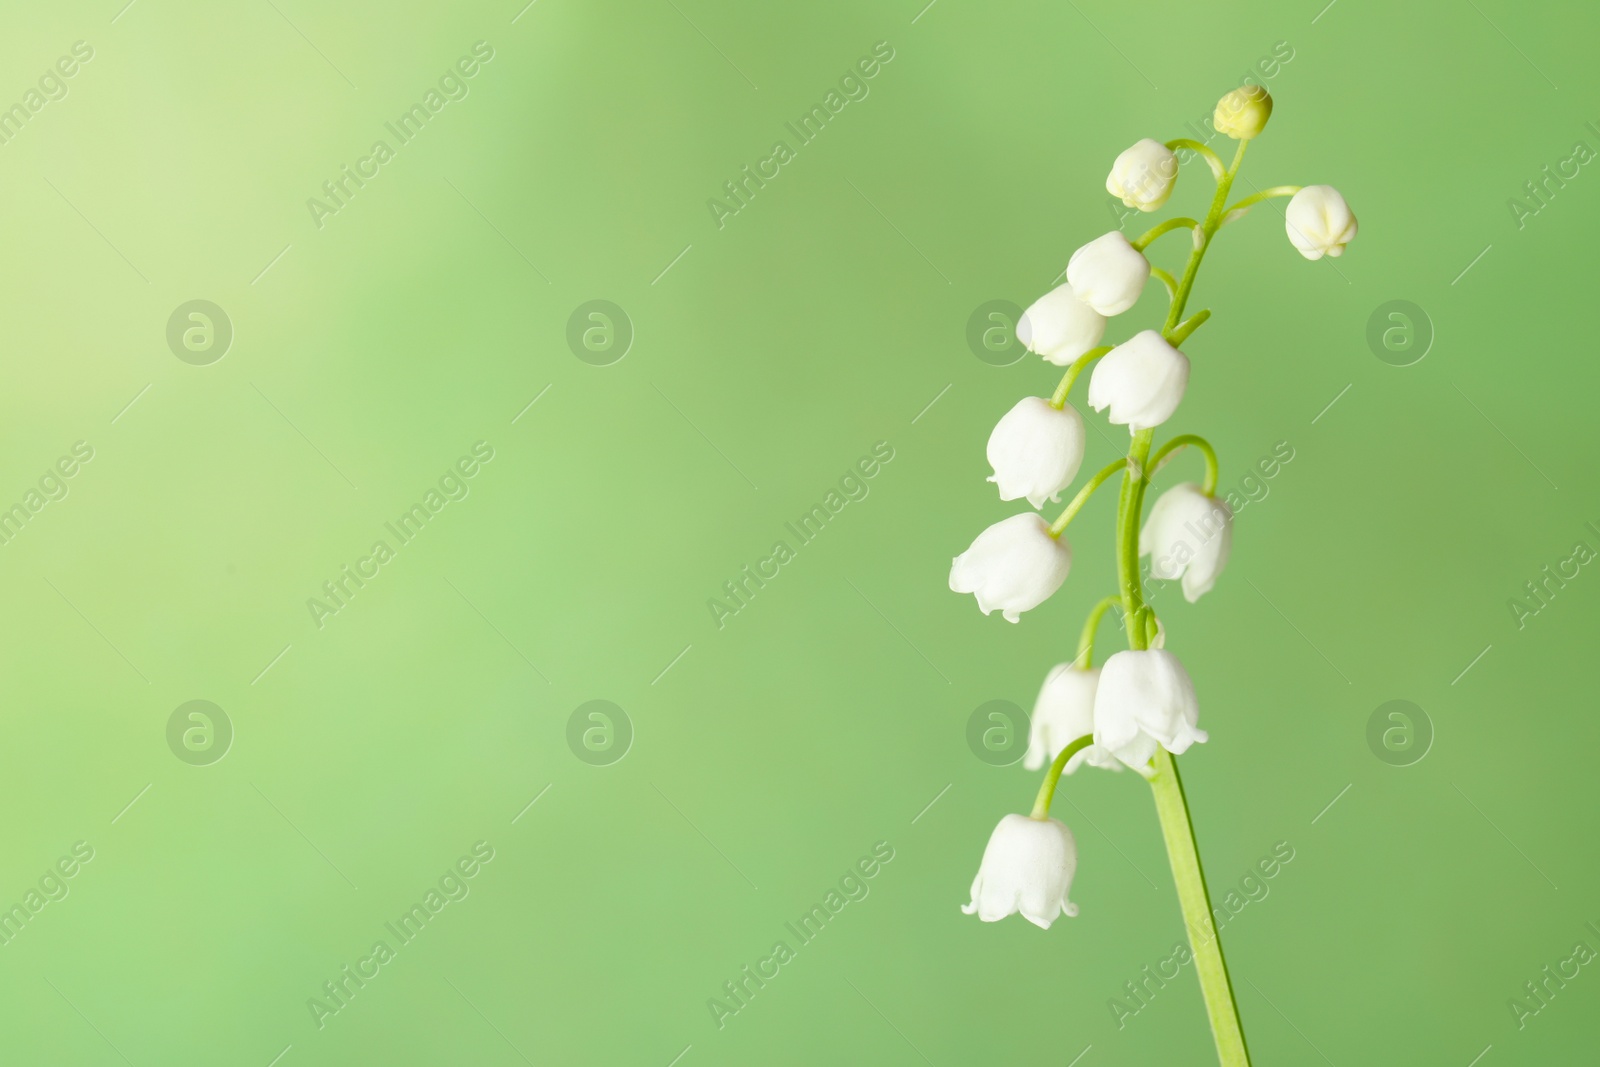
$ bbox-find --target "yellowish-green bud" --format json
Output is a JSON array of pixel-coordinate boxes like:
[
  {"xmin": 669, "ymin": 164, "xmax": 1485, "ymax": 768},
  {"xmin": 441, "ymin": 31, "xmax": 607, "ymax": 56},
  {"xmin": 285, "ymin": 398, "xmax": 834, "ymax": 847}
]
[{"xmin": 1213, "ymin": 85, "xmax": 1273, "ymax": 140}]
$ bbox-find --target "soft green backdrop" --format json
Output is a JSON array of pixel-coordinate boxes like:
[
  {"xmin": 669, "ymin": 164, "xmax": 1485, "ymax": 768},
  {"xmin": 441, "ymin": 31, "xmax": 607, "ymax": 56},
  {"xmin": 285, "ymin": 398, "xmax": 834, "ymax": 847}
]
[{"xmin": 0, "ymin": 0, "xmax": 1595, "ymax": 1063}]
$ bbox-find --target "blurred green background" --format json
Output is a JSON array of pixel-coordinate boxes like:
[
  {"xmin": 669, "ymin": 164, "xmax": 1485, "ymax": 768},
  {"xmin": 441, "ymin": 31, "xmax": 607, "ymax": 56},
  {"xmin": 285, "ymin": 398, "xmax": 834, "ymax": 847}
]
[{"xmin": 0, "ymin": 0, "xmax": 1595, "ymax": 1063}]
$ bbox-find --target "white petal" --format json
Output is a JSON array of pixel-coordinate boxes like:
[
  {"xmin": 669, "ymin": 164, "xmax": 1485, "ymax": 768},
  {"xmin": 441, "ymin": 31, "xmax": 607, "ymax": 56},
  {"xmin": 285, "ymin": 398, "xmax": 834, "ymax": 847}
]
[
  {"xmin": 1107, "ymin": 138, "xmax": 1178, "ymax": 212},
  {"xmin": 1027, "ymin": 664, "xmax": 1101, "ymax": 772},
  {"xmin": 1088, "ymin": 330, "xmax": 1190, "ymax": 431},
  {"xmin": 963, "ymin": 815, "xmax": 1078, "ymax": 928},
  {"xmin": 1067, "ymin": 231, "xmax": 1151, "ymax": 316},
  {"xmin": 949, "ymin": 514, "xmax": 1072, "ymax": 623},
  {"xmin": 1017, "ymin": 284, "xmax": 1106, "ymax": 365},
  {"xmin": 1140, "ymin": 483, "xmax": 1232, "ymax": 601},
  {"xmin": 986, "ymin": 398, "xmax": 1085, "ymax": 509},
  {"xmin": 1286, "ymin": 185, "xmax": 1357, "ymax": 261}
]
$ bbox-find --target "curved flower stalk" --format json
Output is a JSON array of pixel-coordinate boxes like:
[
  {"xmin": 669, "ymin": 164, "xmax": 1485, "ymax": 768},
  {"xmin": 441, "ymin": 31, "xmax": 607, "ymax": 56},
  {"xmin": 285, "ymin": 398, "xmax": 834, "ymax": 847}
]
[{"xmin": 948, "ymin": 87, "xmax": 1354, "ymax": 1067}]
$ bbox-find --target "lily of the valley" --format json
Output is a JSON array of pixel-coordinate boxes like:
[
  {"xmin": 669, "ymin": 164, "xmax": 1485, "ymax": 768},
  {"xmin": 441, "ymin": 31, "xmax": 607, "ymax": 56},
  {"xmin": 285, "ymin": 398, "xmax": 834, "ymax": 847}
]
[
  {"xmin": 1106, "ymin": 138, "xmax": 1178, "ymax": 212},
  {"xmin": 1017, "ymin": 283, "xmax": 1105, "ymax": 366},
  {"xmin": 987, "ymin": 398, "xmax": 1086, "ymax": 508},
  {"xmin": 949, "ymin": 513, "xmax": 1070, "ymax": 623},
  {"xmin": 1285, "ymin": 185, "xmax": 1358, "ymax": 260},
  {"xmin": 1024, "ymin": 664, "xmax": 1121, "ymax": 773},
  {"xmin": 961, "ymin": 813, "xmax": 1079, "ymax": 929},
  {"xmin": 1087, "ymin": 330, "xmax": 1190, "ymax": 432},
  {"xmin": 1066, "ymin": 232, "xmax": 1151, "ymax": 316},
  {"xmin": 1141, "ymin": 483, "xmax": 1234, "ymax": 602},
  {"xmin": 1093, "ymin": 650, "xmax": 1208, "ymax": 771}
]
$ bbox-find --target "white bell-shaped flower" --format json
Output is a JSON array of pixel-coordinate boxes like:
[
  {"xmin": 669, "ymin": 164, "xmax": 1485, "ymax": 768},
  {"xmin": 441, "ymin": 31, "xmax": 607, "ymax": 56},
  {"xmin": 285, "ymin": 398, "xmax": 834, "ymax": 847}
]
[
  {"xmin": 1066, "ymin": 232, "xmax": 1151, "ymax": 316},
  {"xmin": 1106, "ymin": 138, "xmax": 1178, "ymax": 212},
  {"xmin": 1285, "ymin": 185, "xmax": 1357, "ymax": 260},
  {"xmin": 1087, "ymin": 330, "xmax": 1190, "ymax": 432},
  {"xmin": 1092, "ymin": 649, "xmax": 1208, "ymax": 771},
  {"xmin": 1023, "ymin": 664, "xmax": 1121, "ymax": 773},
  {"xmin": 986, "ymin": 398, "xmax": 1086, "ymax": 509},
  {"xmin": 1016, "ymin": 283, "xmax": 1106, "ymax": 366},
  {"xmin": 961, "ymin": 813, "xmax": 1079, "ymax": 929},
  {"xmin": 1140, "ymin": 483, "xmax": 1233, "ymax": 602},
  {"xmin": 949, "ymin": 513, "xmax": 1071, "ymax": 623}
]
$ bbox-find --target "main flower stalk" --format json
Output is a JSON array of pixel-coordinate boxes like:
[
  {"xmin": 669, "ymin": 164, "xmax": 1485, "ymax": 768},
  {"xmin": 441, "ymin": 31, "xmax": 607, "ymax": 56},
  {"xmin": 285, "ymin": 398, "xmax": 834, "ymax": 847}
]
[
  {"xmin": 953, "ymin": 86, "xmax": 1355, "ymax": 1067},
  {"xmin": 1120, "ymin": 138, "xmax": 1251, "ymax": 1066}
]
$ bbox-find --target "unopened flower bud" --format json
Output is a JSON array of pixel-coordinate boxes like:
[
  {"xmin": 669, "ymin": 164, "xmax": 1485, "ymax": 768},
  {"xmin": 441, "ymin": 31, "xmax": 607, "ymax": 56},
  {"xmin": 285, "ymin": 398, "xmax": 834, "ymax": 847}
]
[
  {"xmin": 1066, "ymin": 232, "xmax": 1150, "ymax": 317},
  {"xmin": 1285, "ymin": 185, "xmax": 1357, "ymax": 260},
  {"xmin": 1106, "ymin": 138, "xmax": 1178, "ymax": 212},
  {"xmin": 1214, "ymin": 85, "xmax": 1272, "ymax": 140}
]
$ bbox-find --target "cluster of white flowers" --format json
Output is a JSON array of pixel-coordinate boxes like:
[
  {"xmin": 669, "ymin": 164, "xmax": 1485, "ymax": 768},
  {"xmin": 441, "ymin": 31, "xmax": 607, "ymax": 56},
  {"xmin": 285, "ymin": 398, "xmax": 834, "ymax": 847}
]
[{"xmin": 955, "ymin": 88, "xmax": 1354, "ymax": 930}]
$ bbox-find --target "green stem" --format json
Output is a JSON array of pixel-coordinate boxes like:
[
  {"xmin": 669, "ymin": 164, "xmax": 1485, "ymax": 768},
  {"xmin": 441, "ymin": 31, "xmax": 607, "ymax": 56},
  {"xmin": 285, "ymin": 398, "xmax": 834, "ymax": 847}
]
[
  {"xmin": 1165, "ymin": 138, "xmax": 1226, "ymax": 181},
  {"xmin": 1131, "ymin": 216, "xmax": 1200, "ymax": 252},
  {"xmin": 1150, "ymin": 749, "xmax": 1251, "ymax": 1065},
  {"xmin": 1116, "ymin": 135, "xmax": 1251, "ymax": 1067},
  {"xmin": 1223, "ymin": 184, "xmax": 1300, "ymax": 216},
  {"xmin": 1148, "ymin": 434, "xmax": 1220, "ymax": 495},
  {"xmin": 1150, "ymin": 267, "xmax": 1178, "ymax": 301},
  {"xmin": 1162, "ymin": 140, "xmax": 1248, "ymax": 337},
  {"xmin": 1049, "ymin": 347, "xmax": 1112, "ymax": 409},
  {"xmin": 1029, "ymin": 734, "xmax": 1094, "ymax": 820},
  {"xmin": 1073, "ymin": 594, "xmax": 1121, "ymax": 669},
  {"xmin": 1047, "ymin": 459, "xmax": 1126, "ymax": 537},
  {"xmin": 1168, "ymin": 309, "xmax": 1211, "ymax": 348}
]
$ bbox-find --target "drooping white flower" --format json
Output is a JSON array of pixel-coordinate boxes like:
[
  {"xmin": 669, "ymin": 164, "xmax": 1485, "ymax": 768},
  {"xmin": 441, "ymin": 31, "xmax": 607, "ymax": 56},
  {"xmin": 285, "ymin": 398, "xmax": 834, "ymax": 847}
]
[
  {"xmin": 1016, "ymin": 283, "xmax": 1106, "ymax": 366},
  {"xmin": 1092, "ymin": 650, "xmax": 1208, "ymax": 771},
  {"xmin": 1140, "ymin": 483, "xmax": 1233, "ymax": 602},
  {"xmin": 961, "ymin": 813, "xmax": 1079, "ymax": 929},
  {"xmin": 1023, "ymin": 664, "xmax": 1121, "ymax": 773},
  {"xmin": 1087, "ymin": 330, "xmax": 1190, "ymax": 432},
  {"xmin": 1214, "ymin": 85, "xmax": 1273, "ymax": 140},
  {"xmin": 949, "ymin": 513, "xmax": 1071, "ymax": 623},
  {"xmin": 1106, "ymin": 138, "xmax": 1178, "ymax": 212},
  {"xmin": 986, "ymin": 398, "xmax": 1086, "ymax": 509},
  {"xmin": 1066, "ymin": 232, "xmax": 1151, "ymax": 316},
  {"xmin": 1285, "ymin": 185, "xmax": 1357, "ymax": 260}
]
